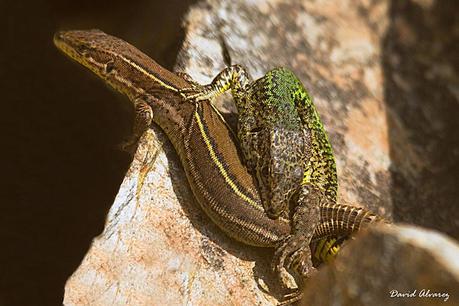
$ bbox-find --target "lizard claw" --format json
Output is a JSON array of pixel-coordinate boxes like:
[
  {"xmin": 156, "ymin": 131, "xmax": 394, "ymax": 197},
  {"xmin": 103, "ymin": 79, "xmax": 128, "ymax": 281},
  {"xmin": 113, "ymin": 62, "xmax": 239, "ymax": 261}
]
[
  {"xmin": 285, "ymin": 246, "xmax": 317, "ymax": 277},
  {"xmin": 273, "ymin": 234, "xmax": 315, "ymax": 289},
  {"xmin": 272, "ymin": 235, "xmax": 297, "ymax": 289},
  {"xmin": 178, "ymin": 79, "xmax": 222, "ymax": 102},
  {"xmin": 175, "ymin": 71, "xmax": 197, "ymax": 84},
  {"xmin": 179, "ymin": 85, "xmax": 212, "ymax": 102},
  {"xmin": 278, "ymin": 290, "xmax": 304, "ymax": 305},
  {"xmin": 175, "ymin": 73, "xmax": 208, "ymax": 102}
]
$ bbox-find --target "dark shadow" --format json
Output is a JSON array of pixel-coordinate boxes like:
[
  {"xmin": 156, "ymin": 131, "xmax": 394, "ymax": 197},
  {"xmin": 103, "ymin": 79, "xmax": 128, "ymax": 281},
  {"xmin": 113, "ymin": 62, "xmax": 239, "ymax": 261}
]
[
  {"xmin": 1, "ymin": 1, "xmax": 196, "ymax": 305},
  {"xmin": 382, "ymin": 0, "xmax": 459, "ymax": 239}
]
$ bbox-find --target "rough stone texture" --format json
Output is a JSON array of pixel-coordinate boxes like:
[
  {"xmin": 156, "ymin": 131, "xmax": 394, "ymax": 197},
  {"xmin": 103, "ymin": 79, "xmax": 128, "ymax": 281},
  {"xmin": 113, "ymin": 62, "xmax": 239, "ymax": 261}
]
[
  {"xmin": 301, "ymin": 224, "xmax": 459, "ymax": 306},
  {"xmin": 64, "ymin": 0, "xmax": 459, "ymax": 305}
]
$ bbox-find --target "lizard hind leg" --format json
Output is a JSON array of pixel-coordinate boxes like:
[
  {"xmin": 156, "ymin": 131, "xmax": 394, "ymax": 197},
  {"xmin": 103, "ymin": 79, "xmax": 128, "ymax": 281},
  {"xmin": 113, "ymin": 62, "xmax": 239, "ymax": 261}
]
[{"xmin": 272, "ymin": 185, "xmax": 321, "ymax": 289}]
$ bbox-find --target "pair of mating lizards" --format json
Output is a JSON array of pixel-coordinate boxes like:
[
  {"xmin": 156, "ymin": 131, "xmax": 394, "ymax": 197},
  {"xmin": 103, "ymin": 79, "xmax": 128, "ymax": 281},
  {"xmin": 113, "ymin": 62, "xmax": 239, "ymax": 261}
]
[{"xmin": 54, "ymin": 29, "xmax": 385, "ymax": 304}]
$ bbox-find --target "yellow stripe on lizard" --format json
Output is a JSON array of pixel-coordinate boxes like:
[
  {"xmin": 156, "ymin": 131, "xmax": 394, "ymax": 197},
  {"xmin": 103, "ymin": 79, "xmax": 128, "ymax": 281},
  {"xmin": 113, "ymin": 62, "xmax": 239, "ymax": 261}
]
[{"xmin": 194, "ymin": 110, "xmax": 262, "ymax": 211}]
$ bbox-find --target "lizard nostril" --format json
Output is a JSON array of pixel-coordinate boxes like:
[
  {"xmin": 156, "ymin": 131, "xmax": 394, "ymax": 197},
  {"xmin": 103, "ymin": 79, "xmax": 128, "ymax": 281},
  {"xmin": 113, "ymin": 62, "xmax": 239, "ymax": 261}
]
[{"xmin": 54, "ymin": 31, "xmax": 65, "ymax": 41}]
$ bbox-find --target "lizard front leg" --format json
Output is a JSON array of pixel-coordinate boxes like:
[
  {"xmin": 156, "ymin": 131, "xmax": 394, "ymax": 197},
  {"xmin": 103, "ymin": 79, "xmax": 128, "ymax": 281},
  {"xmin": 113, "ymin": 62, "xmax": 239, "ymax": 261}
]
[
  {"xmin": 119, "ymin": 98, "xmax": 153, "ymax": 153},
  {"xmin": 179, "ymin": 64, "xmax": 252, "ymax": 102}
]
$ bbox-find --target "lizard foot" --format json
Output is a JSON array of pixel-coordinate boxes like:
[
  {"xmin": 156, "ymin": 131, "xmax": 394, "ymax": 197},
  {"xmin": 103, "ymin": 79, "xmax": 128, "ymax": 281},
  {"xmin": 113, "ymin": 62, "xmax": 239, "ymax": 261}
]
[
  {"xmin": 278, "ymin": 290, "xmax": 304, "ymax": 306},
  {"xmin": 273, "ymin": 234, "xmax": 316, "ymax": 289},
  {"xmin": 179, "ymin": 84, "xmax": 218, "ymax": 102},
  {"xmin": 175, "ymin": 72, "xmax": 207, "ymax": 102},
  {"xmin": 176, "ymin": 72, "xmax": 201, "ymax": 87}
]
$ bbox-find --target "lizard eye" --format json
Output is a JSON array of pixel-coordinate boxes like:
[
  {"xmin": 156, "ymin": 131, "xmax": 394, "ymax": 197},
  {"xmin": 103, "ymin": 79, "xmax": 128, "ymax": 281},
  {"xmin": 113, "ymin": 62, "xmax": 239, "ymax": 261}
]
[
  {"xmin": 105, "ymin": 61, "xmax": 115, "ymax": 73},
  {"xmin": 76, "ymin": 44, "xmax": 88, "ymax": 56}
]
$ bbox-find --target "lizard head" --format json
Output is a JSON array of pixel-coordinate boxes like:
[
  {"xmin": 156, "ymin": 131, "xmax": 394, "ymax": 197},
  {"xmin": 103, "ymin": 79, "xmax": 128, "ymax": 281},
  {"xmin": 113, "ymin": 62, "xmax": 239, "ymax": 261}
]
[
  {"xmin": 54, "ymin": 30, "xmax": 116, "ymax": 77},
  {"xmin": 54, "ymin": 29, "xmax": 147, "ymax": 99}
]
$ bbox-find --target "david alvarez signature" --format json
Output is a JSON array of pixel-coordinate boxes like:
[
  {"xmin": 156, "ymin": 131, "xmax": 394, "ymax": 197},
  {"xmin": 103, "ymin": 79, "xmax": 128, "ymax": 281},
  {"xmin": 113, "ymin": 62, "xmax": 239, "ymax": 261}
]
[{"xmin": 390, "ymin": 289, "xmax": 449, "ymax": 302}]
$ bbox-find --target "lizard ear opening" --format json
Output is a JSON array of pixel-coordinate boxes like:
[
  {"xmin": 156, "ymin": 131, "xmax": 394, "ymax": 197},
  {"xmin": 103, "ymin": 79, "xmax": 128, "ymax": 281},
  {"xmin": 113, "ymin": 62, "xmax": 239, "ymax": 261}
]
[{"xmin": 105, "ymin": 61, "xmax": 115, "ymax": 74}]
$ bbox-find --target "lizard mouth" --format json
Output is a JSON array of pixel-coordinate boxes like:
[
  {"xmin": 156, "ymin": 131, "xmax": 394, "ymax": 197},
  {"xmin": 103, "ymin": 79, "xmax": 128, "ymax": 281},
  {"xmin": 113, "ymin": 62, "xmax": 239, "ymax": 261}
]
[
  {"xmin": 54, "ymin": 29, "xmax": 104, "ymax": 60},
  {"xmin": 54, "ymin": 30, "xmax": 107, "ymax": 76},
  {"xmin": 54, "ymin": 31, "xmax": 86, "ymax": 61},
  {"xmin": 54, "ymin": 31, "xmax": 89, "ymax": 56}
]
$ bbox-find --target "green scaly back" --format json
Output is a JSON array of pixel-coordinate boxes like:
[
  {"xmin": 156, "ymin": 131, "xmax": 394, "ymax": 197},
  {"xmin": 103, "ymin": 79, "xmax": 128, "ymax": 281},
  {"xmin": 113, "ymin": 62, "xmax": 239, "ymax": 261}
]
[{"xmin": 263, "ymin": 68, "xmax": 338, "ymax": 202}]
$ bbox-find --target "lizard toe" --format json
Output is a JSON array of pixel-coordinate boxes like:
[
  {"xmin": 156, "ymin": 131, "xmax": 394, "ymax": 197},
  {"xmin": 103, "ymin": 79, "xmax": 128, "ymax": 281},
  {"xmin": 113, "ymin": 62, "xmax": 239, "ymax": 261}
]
[
  {"xmin": 278, "ymin": 289, "xmax": 304, "ymax": 305},
  {"xmin": 285, "ymin": 242, "xmax": 313, "ymax": 275}
]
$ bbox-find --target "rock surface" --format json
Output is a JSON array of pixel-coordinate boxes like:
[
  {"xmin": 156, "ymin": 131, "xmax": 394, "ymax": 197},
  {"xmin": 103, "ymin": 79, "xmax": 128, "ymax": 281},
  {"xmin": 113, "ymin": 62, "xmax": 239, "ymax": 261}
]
[{"xmin": 64, "ymin": 0, "xmax": 459, "ymax": 305}]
